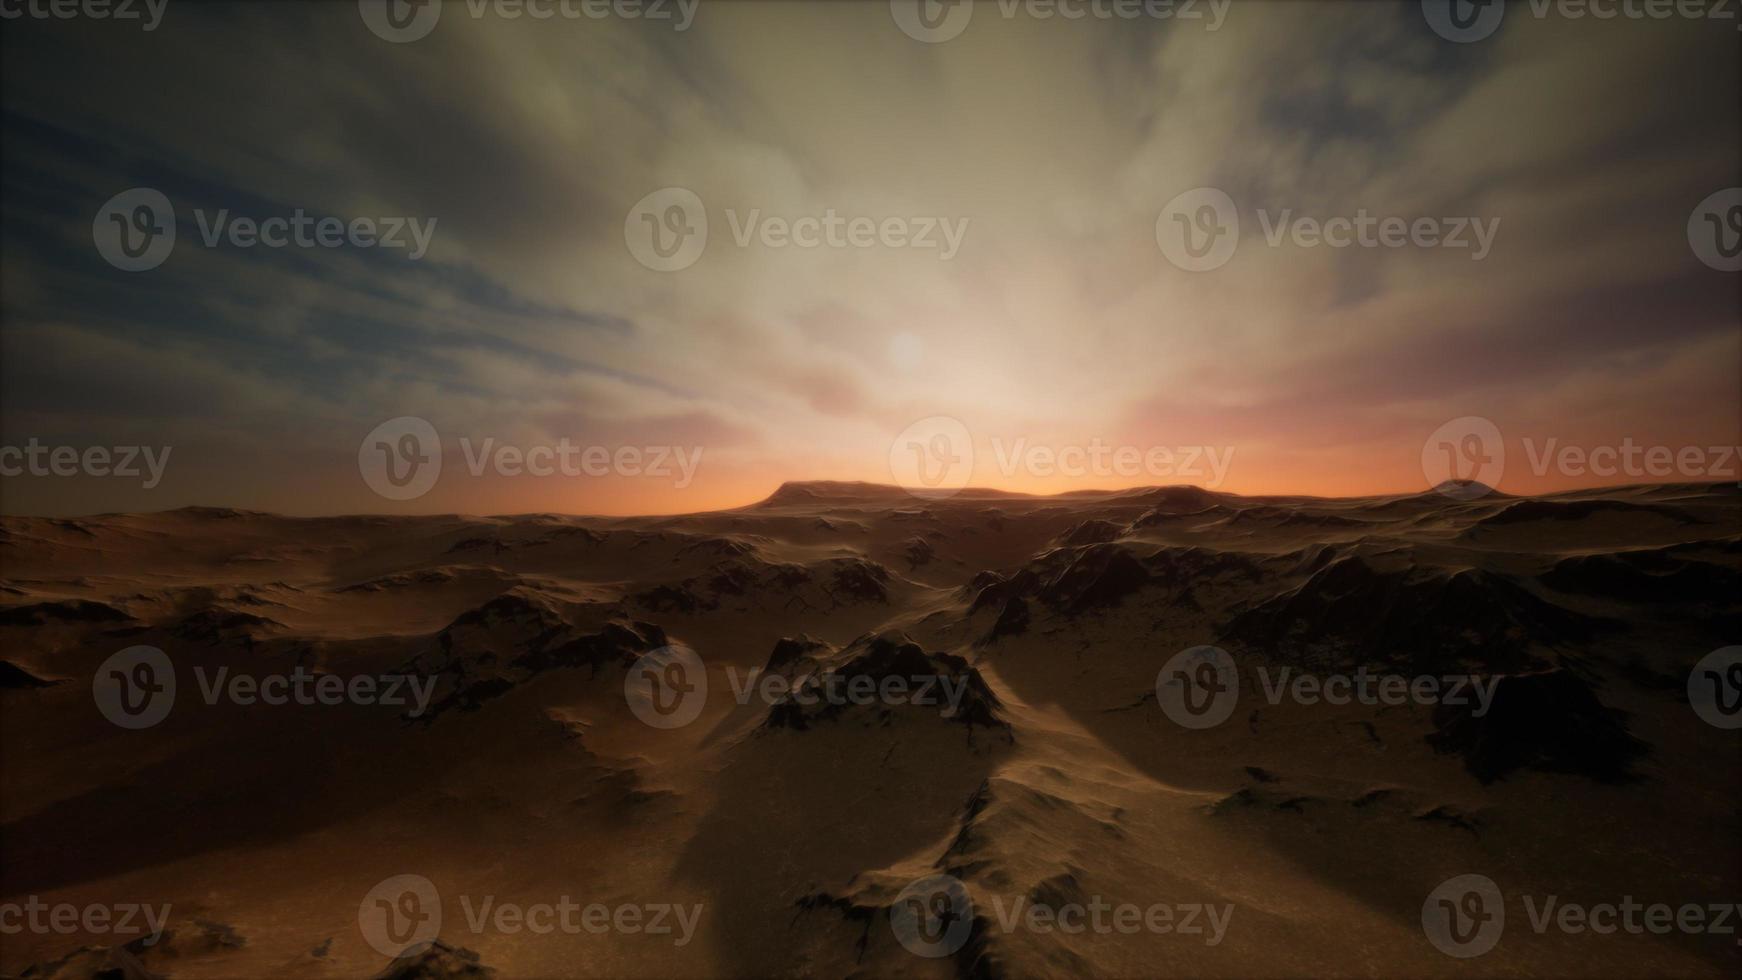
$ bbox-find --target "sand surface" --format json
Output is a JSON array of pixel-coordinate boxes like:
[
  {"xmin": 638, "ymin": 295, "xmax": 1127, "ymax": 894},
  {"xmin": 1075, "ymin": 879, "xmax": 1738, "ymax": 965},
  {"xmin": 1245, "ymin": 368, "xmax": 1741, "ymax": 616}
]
[{"xmin": 2, "ymin": 481, "xmax": 1738, "ymax": 978}]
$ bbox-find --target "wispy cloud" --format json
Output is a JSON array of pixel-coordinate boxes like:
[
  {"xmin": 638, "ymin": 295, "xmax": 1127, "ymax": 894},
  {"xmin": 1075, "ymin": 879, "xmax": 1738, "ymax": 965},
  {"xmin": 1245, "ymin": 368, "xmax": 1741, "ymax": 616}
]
[{"xmin": 1, "ymin": 1, "xmax": 1734, "ymax": 513}]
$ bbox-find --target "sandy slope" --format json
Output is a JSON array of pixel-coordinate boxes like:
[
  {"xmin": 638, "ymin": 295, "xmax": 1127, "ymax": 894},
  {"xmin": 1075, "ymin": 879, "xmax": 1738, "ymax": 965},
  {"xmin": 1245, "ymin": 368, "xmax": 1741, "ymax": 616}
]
[{"xmin": 1, "ymin": 482, "xmax": 1738, "ymax": 978}]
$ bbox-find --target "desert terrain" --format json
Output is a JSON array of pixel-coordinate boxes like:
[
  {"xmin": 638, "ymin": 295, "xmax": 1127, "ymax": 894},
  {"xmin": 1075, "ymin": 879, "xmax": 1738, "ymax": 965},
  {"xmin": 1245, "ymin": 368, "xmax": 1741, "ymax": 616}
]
[{"xmin": 1, "ymin": 480, "xmax": 1738, "ymax": 978}]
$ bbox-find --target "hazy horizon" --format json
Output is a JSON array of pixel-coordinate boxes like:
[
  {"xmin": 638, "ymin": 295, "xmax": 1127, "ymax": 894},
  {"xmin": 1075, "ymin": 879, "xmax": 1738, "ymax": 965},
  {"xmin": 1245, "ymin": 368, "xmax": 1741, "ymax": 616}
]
[{"xmin": 8, "ymin": 474, "xmax": 1739, "ymax": 522}]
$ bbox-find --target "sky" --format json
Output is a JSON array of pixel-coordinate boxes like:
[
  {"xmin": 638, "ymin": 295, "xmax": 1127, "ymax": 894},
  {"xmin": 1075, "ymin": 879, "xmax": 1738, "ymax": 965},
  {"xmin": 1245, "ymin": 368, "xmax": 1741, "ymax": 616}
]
[{"xmin": 0, "ymin": 0, "xmax": 1737, "ymax": 516}]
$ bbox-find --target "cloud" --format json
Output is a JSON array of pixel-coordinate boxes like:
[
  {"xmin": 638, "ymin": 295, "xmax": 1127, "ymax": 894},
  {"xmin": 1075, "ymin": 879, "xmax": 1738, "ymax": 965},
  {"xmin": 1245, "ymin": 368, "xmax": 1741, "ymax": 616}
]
[{"xmin": 1, "ymin": 1, "xmax": 1734, "ymax": 512}]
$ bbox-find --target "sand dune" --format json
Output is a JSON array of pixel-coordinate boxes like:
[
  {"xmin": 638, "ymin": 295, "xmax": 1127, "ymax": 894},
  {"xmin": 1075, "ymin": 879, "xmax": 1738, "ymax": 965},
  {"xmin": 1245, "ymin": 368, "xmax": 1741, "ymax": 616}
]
[{"xmin": 1, "ymin": 482, "xmax": 1737, "ymax": 978}]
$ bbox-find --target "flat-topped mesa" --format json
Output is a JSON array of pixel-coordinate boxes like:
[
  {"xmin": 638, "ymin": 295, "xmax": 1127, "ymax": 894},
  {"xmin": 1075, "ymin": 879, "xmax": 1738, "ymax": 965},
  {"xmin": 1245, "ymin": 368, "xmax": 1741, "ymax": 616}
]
[
  {"xmin": 753, "ymin": 481, "xmax": 931, "ymax": 507},
  {"xmin": 752, "ymin": 480, "xmax": 1040, "ymax": 509},
  {"xmin": 753, "ymin": 480, "xmax": 1250, "ymax": 513},
  {"xmin": 165, "ymin": 505, "xmax": 278, "ymax": 520}
]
